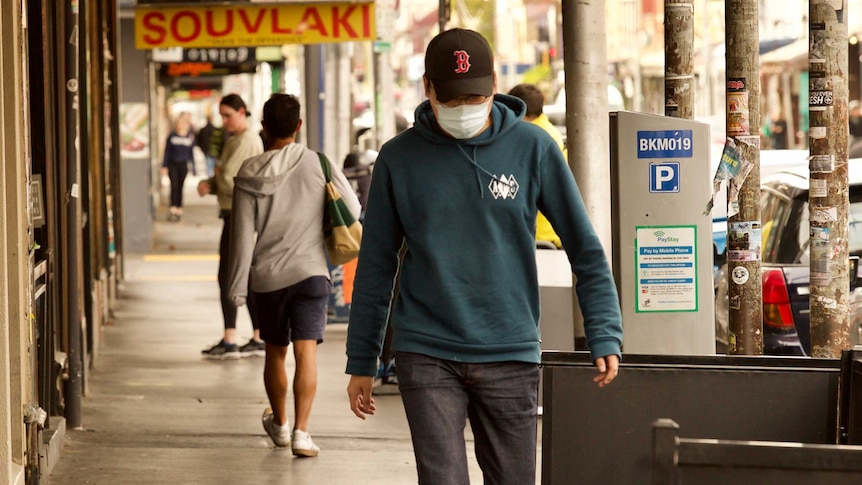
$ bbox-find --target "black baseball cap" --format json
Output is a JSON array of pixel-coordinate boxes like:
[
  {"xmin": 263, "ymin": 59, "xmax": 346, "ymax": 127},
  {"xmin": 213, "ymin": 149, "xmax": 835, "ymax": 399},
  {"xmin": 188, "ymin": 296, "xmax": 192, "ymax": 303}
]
[{"xmin": 425, "ymin": 28, "xmax": 494, "ymax": 103}]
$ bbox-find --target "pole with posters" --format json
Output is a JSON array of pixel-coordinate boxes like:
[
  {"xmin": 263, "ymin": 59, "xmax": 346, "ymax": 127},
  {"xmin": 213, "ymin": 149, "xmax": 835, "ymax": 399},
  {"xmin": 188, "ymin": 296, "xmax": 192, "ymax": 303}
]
[
  {"xmin": 808, "ymin": 0, "xmax": 850, "ymax": 358},
  {"xmin": 665, "ymin": 0, "xmax": 694, "ymax": 119},
  {"xmin": 724, "ymin": 0, "xmax": 762, "ymax": 355}
]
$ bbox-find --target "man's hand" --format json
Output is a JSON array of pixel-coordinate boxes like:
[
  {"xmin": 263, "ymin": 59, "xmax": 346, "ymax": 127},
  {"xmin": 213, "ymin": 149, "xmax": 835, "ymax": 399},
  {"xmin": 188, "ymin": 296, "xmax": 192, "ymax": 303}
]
[
  {"xmin": 197, "ymin": 180, "xmax": 211, "ymax": 197},
  {"xmin": 160, "ymin": 166, "xmax": 168, "ymax": 176},
  {"xmin": 593, "ymin": 354, "xmax": 620, "ymax": 388},
  {"xmin": 347, "ymin": 375, "xmax": 376, "ymax": 419}
]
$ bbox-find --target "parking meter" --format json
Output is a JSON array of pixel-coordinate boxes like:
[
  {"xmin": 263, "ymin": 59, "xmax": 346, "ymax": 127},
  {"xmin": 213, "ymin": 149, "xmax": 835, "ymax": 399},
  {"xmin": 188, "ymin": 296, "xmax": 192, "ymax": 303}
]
[{"xmin": 610, "ymin": 111, "xmax": 715, "ymax": 354}]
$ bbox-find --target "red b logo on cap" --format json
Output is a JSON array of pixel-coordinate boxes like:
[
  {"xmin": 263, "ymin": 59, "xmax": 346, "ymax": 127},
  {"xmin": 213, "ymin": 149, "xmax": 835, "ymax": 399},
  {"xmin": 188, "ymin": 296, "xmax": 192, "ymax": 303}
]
[{"xmin": 453, "ymin": 50, "xmax": 471, "ymax": 73}]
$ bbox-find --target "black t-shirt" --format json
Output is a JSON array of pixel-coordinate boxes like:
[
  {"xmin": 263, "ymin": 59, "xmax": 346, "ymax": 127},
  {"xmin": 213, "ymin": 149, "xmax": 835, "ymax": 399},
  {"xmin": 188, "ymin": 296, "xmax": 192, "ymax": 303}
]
[{"xmin": 770, "ymin": 120, "xmax": 788, "ymax": 149}]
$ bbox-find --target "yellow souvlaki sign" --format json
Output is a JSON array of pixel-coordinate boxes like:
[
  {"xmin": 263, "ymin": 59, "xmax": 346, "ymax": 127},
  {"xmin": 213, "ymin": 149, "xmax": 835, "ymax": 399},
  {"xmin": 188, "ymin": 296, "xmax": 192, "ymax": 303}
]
[{"xmin": 135, "ymin": 2, "xmax": 376, "ymax": 49}]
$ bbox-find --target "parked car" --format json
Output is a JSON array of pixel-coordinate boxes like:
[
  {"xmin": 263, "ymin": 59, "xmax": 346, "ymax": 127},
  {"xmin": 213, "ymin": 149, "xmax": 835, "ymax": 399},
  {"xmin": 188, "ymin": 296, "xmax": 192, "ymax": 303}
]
[
  {"xmin": 710, "ymin": 149, "xmax": 812, "ymax": 267},
  {"xmin": 714, "ymin": 156, "xmax": 862, "ymax": 355}
]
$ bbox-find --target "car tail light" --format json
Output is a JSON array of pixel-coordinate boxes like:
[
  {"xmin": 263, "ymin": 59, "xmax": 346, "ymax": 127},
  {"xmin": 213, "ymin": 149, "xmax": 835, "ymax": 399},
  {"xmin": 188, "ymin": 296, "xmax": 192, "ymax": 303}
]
[{"xmin": 762, "ymin": 268, "xmax": 795, "ymax": 328}]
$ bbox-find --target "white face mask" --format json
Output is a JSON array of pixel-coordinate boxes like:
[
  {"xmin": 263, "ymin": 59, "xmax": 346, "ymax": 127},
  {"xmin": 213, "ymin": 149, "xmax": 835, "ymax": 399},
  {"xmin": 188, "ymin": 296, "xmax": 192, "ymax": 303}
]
[{"xmin": 434, "ymin": 99, "xmax": 492, "ymax": 139}]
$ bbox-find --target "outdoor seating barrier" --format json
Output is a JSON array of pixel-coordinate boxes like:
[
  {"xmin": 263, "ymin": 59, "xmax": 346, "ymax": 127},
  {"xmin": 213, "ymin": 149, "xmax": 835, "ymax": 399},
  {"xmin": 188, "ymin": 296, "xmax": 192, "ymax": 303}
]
[
  {"xmin": 651, "ymin": 418, "xmax": 862, "ymax": 484},
  {"xmin": 541, "ymin": 351, "xmax": 846, "ymax": 485},
  {"xmin": 841, "ymin": 347, "xmax": 862, "ymax": 444}
]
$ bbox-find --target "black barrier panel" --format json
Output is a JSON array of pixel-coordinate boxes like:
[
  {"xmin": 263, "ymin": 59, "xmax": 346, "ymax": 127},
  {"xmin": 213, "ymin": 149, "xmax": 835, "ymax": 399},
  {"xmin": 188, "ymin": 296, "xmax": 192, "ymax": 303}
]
[
  {"xmin": 844, "ymin": 356, "xmax": 862, "ymax": 444},
  {"xmin": 652, "ymin": 419, "xmax": 862, "ymax": 484},
  {"xmin": 541, "ymin": 352, "xmax": 841, "ymax": 485}
]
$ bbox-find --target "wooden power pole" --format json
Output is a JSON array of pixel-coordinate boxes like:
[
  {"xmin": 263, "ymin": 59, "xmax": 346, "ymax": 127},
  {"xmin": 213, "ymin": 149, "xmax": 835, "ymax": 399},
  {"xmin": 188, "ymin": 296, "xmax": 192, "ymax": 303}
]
[
  {"xmin": 665, "ymin": 0, "xmax": 694, "ymax": 119},
  {"xmin": 808, "ymin": 0, "xmax": 850, "ymax": 358},
  {"xmin": 725, "ymin": 0, "xmax": 762, "ymax": 355}
]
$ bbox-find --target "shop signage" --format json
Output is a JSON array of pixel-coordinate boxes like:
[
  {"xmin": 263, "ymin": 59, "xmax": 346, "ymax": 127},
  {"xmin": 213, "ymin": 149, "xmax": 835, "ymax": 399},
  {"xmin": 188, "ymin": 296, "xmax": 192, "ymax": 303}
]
[
  {"xmin": 135, "ymin": 2, "xmax": 375, "ymax": 49},
  {"xmin": 184, "ymin": 47, "xmax": 254, "ymax": 63}
]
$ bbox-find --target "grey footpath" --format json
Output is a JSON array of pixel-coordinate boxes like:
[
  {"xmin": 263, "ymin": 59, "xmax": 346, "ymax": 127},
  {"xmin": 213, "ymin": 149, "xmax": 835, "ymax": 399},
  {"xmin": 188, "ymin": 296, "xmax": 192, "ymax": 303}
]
[{"xmin": 43, "ymin": 176, "xmax": 541, "ymax": 485}]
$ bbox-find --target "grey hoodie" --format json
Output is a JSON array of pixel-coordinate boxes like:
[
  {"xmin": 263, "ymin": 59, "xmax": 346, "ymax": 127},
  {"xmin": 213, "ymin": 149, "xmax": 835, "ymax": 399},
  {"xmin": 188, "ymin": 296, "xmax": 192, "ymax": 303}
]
[{"xmin": 227, "ymin": 143, "xmax": 361, "ymax": 307}]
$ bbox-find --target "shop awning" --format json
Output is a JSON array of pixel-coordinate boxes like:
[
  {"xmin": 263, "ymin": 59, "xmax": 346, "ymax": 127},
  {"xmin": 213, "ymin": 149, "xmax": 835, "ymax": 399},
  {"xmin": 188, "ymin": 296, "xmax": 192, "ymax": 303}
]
[
  {"xmin": 638, "ymin": 37, "xmax": 802, "ymax": 77},
  {"xmin": 760, "ymin": 38, "xmax": 808, "ymax": 72}
]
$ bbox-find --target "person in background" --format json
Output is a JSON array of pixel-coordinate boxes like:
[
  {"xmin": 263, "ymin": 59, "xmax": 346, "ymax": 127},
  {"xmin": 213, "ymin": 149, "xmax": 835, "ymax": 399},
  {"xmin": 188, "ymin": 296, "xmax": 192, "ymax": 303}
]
[
  {"xmin": 850, "ymin": 100, "xmax": 862, "ymax": 142},
  {"xmin": 161, "ymin": 112, "xmax": 195, "ymax": 222},
  {"xmin": 197, "ymin": 94, "xmax": 265, "ymax": 359},
  {"xmin": 508, "ymin": 83, "xmax": 565, "ymax": 249},
  {"xmin": 764, "ymin": 111, "xmax": 789, "ymax": 149},
  {"xmin": 341, "ymin": 149, "xmax": 400, "ymax": 393},
  {"xmin": 346, "ymin": 28, "xmax": 622, "ymax": 484},
  {"xmin": 197, "ymin": 114, "xmax": 222, "ymax": 177},
  {"xmin": 228, "ymin": 93, "xmax": 360, "ymax": 456},
  {"xmin": 342, "ymin": 149, "xmax": 376, "ymax": 221}
]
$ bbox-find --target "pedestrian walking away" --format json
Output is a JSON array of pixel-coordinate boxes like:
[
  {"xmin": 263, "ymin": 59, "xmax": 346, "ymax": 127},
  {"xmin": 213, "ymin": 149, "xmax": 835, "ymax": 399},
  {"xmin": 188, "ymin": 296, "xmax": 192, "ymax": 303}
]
[
  {"xmin": 346, "ymin": 28, "xmax": 623, "ymax": 484},
  {"xmin": 197, "ymin": 94, "xmax": 265, "ymax": 359},
  {"xmin": 161, "ymin": 112, "xmax": 195, "ymax": 222},
  {"xmin": 228, "ymin": 93, "xmax": 361, "ymax": 456}
]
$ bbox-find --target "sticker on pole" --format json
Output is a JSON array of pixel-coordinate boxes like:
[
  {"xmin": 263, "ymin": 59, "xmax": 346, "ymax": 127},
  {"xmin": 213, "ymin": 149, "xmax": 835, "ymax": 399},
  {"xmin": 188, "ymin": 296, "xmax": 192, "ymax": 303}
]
[
  {"xmin": 731, "ymin": 266, "xmax": 749, "ymax": 285},
  {"xmin": 702, "ymin": 138, "xmax": 753, "ymax": 217}
]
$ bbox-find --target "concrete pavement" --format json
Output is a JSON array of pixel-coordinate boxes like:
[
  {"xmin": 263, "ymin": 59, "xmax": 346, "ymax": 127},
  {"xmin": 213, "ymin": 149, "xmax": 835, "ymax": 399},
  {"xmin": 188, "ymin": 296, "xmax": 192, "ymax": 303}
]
[{"xmin": 43, "ymin": 175, "xmax": 542, "ymax": 485}]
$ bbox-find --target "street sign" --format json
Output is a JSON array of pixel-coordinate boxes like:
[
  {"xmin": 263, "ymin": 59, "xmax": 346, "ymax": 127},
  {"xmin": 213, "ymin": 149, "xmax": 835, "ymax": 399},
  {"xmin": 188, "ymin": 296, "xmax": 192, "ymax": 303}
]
[
  {"xmin": 649, "ymin": 162, "xmax": 680, "ymax": 193},
  {"xmin": 372, "ymin": 41, "xmax": 391, "ymax": 53}
]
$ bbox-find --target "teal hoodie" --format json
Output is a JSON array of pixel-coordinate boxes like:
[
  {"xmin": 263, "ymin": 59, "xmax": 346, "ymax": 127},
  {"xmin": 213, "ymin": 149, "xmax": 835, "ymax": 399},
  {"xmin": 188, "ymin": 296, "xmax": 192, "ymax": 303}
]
[{"xmin": 345, "ymin": 94, "xmax": 622, "ymax": 376}]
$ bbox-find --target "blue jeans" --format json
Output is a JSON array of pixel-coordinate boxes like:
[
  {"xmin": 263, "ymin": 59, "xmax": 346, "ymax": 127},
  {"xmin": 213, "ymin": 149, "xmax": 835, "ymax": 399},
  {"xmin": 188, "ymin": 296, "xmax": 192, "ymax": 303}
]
[
  {"xmin": 205, "ymin": 155, "xmax": 217, "ymax": 177},
  {"xmin": 395, "ymin": 352, "xmax": 540, "ymax": 485}
]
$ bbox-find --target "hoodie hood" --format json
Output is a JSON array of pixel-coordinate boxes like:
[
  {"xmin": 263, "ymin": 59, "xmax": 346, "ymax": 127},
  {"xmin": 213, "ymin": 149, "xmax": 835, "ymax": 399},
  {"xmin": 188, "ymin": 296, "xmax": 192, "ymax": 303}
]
[
  {"xmin": 412, "ymin": 93, "xmax": 527, "ymax": 198},
  {"xmin": 233, "ymin": 143, "xmax": 307, "ymax": 196},
  {"xmin": 413, "ymin": 93, "xmax": 526, "ymax": 146}
]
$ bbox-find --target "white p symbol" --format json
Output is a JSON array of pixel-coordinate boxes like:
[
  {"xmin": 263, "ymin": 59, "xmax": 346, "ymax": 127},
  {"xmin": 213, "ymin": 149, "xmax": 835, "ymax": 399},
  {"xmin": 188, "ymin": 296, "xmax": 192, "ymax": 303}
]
[{"xmin": 655, "ymin": 165, "xmax": 675, "ymax": 190}]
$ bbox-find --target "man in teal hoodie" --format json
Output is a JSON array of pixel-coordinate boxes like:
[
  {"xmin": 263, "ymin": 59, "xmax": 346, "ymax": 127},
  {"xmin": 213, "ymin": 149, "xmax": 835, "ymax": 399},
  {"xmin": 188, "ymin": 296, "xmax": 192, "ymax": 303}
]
[{"xmin": 346, "ymin": 28, "xmax": 622, "ymax": 484}]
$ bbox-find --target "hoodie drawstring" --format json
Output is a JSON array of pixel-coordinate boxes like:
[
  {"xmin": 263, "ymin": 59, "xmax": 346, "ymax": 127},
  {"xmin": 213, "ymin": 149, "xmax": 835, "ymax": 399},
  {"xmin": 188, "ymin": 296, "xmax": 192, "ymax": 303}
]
[{"xmin": 456, "ymin": 144, "xmax": 515, "ymax": 199}]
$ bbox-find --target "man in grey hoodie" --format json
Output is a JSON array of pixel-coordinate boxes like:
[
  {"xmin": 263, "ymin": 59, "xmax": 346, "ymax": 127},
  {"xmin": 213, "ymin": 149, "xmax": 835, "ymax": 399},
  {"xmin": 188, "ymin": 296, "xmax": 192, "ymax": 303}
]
[{"xmin": 227, "ymin": 94, "xmax": 361, "ymax": 456}]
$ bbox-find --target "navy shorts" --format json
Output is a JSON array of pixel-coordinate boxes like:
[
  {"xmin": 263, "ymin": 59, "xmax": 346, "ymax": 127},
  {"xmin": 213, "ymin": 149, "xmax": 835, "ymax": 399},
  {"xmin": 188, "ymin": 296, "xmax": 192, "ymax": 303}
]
[{"xmin": 252, "ymin": 276, "xmax": 330, "ymax": 346}]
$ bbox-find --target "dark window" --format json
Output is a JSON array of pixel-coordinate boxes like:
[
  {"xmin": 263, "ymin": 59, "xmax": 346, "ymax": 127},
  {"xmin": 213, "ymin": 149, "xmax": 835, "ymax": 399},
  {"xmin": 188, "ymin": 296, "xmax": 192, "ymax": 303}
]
[
  {"xmin": 764, "ymin": 184, "xmax": 862, "ymax": 264},
  {"xmin": 760, "ymin": 188, "xmax": 799, "ymax": 264}
]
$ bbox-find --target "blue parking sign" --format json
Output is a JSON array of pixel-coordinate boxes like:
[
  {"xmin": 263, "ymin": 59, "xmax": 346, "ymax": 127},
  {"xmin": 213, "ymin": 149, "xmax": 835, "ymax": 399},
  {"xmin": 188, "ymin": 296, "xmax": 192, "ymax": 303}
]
[{"xmin": 649, "ymin": 162, "xmax": 680, "ymax": 193}]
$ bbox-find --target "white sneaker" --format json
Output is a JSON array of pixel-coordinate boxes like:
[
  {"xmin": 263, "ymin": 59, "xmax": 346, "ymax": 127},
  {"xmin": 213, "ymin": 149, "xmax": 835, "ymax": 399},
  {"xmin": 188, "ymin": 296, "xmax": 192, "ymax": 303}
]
[
  {"xmin": 261, "ymin": 408, "xmax": 290, "ymax": 447},
  {"xmin": 291, "ymin": 429, "xmax": 319, "ymax": 457}
]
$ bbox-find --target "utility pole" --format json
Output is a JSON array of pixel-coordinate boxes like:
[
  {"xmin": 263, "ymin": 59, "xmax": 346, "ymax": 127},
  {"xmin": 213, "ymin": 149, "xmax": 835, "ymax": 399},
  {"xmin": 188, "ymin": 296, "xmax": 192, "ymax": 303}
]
[
  {"xmin": 562, "ymin": 0, "xmax": 610, "ymax": 350},
  {"xmin": 725, "ymin": 0, "xmax": 762, "ymax": 355},
  {"xmin": 562, "ymin": 0, "xmax": 611, "ymax": 253},
  {"xmin": 439, "ymin": 0, "xmax": 450, "ymax": 32},
  {"xmin": 664, "ymin": 0, "xmax": 694, "ymax": 119},
  {"xmin": 60, "ymin": 0, "xmax": 85, "ymax": 427},
  {"xmin": 373, "ymin": 0, "xmax": 397, "ymax": 149},
  {"xmin": 623, "ymin": 0, "xmax": 642, "ymax": 112},
  {"xmin": 303, "ymin": 45, "xmax": 325, "ymax": 152},
  {"xmin": 808, "ymin": 0, "xmax": 850, "ymax": 358},
  {"xmin": 700, "ymin": 0, "xmax": 714, "ymax": 116}
]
